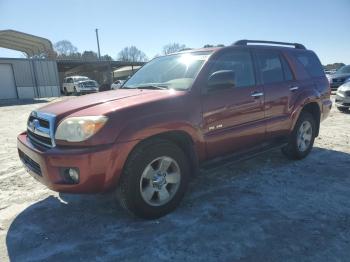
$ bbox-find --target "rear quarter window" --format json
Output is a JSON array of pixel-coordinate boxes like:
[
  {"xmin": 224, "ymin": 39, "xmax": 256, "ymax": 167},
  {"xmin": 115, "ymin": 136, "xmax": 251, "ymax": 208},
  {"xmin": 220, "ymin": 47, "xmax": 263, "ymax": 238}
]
[{"xmin": 295, "ymin": 51, "xmax": 324, "ymax": 78}]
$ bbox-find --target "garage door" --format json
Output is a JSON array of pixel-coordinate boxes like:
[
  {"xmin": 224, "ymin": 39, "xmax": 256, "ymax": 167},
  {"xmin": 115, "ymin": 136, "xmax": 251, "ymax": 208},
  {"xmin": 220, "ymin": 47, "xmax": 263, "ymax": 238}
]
[{"xmin": 0, "ymin": 64, "xmax": 17, "ymax": 99}]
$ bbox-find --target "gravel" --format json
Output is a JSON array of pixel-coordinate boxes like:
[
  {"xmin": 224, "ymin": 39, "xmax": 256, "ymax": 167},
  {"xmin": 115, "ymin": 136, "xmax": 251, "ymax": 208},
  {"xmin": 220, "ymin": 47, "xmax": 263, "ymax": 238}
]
[{"xmin": 0, "ymin": 96, "xmax": 349, "ymax": 262}]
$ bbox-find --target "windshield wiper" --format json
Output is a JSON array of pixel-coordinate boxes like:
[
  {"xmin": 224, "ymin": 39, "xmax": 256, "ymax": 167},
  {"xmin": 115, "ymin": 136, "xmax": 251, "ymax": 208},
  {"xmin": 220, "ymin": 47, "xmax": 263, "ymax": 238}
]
[
  {"xmin": 124, "ymin": 85, "xmax": 169, "ymax": 90},
  {"xmin": 139, "ymin": 85, "xmax": 169, "ymax": 90}
]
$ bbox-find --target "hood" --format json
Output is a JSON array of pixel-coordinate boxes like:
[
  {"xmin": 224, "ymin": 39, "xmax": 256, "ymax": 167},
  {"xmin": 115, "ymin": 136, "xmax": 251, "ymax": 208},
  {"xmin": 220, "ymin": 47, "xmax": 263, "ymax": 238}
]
[
  {"xmin": 77, "ymin": 80, "xmax": 96, "ymax": 84},
  {"xmin": 38, "ymin": 89, "xmax": 181, "ymax": 119}
]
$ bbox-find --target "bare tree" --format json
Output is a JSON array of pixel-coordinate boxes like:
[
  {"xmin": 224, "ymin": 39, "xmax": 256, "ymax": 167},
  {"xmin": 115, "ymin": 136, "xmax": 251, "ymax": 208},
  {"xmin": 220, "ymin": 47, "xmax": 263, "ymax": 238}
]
[
  {"xmin": 81, "ymin": 51, "xmax": 98, "ymax": 61},
  {"xmin": 162, "ymin": 43, "xmax": 187, "ymax": 55},
  {"xmin": 54, "ymin": 40, "xmax": 78, "ymax": 56},
  {"xmin": 101, "ymin": 54, "xmax": 113, "ymax": 61},
  {"xmin": 117, "ymin": 46, "xmax": 148, "ymax": 62}
]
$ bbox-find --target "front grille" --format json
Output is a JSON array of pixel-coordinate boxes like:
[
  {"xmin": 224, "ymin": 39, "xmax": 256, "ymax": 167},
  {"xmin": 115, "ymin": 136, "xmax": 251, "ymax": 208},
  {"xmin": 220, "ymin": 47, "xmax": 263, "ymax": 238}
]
[
  {"xmin": 28, "ymin": 116, "xmax": 49, "ymax": 128},
  {"xmin": 18, "ymin": 150, "xmax": 42, "ymax": 176},
  {"xmin": 82, "ymin": 81, "xmax": 96, "ymax": 88},
  {"xmin": 27, "ymin": 111, "xmax": 56, "ymax": 148},
  {"xmin": 345, "ymin": 91, "xmax": 350, "ymax": 97},
  {"xmin": 27, "ymin": 129, "xmax": 53, "ymax": 148}
]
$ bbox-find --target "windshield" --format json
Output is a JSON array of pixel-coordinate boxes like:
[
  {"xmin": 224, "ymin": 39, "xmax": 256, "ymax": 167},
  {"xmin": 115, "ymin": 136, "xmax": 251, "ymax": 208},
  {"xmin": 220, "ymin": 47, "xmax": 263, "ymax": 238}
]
[
  {"xmin": 123, "ymin": 51, "xmax": 212, "ymax": 90},
  {"xmin": 74, "ymin": 77, "xmax": 89, "ymax": 82},
  {"xmin": 336, "ymin": 65, "xmax": 350, "ymax": 74}
]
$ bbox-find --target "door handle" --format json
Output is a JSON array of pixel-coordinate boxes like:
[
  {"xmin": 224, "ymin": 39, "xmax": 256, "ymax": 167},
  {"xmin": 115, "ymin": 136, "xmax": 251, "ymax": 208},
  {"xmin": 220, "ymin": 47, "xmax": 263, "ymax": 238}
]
[
  {"xmin": 290, "ymin": 86, "xmax": 299, "ymax": 91},
  {"xmin": 251, "ymin": 91, "xmax": 264, "ymax": 98}
]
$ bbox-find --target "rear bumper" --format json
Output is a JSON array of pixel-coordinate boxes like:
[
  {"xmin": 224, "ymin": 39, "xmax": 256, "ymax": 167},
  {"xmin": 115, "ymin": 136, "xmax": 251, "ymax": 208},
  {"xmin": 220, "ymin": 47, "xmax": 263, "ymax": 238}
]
[{"xmin": 17, "ymin": 132, "xmax": 138, "ymax": 193}]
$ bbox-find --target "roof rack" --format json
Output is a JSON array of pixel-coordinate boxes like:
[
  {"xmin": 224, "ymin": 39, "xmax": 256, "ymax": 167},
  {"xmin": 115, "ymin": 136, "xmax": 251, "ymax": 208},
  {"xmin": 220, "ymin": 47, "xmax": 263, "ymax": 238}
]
[{"xmin": 233, "ymin": 40, "xmax": 306, "ymax": 50}]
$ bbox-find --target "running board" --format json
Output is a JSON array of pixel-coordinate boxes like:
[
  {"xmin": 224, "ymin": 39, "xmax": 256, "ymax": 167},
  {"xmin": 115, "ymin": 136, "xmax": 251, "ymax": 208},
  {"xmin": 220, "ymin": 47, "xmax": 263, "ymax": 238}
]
[{"xmin": 200, "ymin": 141, "xmax": 288, "ymax": 171}]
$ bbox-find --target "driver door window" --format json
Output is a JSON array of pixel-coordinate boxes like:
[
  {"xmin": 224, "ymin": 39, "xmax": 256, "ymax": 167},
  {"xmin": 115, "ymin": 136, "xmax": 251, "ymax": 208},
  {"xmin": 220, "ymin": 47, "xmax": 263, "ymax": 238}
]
[
  {"xmin": 209, "ymin": 50, "xmax": 255, "ymax": 88},
  {"xmin": 201, "ymin": 49, "xmax": 265, "ymax": 158}
]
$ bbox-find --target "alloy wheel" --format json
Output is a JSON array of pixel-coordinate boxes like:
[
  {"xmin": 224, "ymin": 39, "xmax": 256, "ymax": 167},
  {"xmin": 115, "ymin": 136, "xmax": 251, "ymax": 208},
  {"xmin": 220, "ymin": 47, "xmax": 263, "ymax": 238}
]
[{"xmin": 139, "ymin": 156, "xmax": 181, "ymax": 206}]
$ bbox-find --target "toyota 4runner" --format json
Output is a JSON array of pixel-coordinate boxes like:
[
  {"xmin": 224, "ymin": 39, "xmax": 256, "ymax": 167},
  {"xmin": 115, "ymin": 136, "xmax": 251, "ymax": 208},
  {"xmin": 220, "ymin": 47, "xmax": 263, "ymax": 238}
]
[{"xmin": 18, "ymin": 40, "xmax": 332, "ymax": 219}]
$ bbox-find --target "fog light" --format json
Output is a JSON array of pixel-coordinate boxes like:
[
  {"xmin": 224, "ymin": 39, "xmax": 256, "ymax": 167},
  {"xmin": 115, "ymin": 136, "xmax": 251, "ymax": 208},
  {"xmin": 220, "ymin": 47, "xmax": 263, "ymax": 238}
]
[
  {"xmin": 60, "ymin": 167, "xmax": 80, "ymax": 184},
  {"xmin": 68, "ymin": 168, "xmax": 79, "ymax": 183}
]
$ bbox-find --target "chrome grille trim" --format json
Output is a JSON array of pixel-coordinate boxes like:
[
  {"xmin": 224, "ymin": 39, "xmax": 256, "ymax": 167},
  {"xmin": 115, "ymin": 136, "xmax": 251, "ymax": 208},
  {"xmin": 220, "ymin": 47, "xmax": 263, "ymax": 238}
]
[{"xmin": 27, "ymin": 111, "xmax": 56, "ymax": 148}]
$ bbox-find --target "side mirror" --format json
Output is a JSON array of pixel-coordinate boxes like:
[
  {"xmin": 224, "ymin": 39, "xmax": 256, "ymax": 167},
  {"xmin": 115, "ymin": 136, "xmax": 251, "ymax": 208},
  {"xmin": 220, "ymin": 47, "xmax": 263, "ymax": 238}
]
[{"xmin": 207, "ymin": 70, "xmax": 235, "ymax": 90}]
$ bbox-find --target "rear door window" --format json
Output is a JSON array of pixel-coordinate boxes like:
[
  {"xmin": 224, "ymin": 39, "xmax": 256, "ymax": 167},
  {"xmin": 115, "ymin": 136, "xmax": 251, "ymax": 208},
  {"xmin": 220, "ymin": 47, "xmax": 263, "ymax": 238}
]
[
  {"xmin": 295, "ymin": 51, "xmax": 324, "ymax": 77},
  {"xmin": 255, "ymin": 50, "xmax": 284, "ymax": 84}
]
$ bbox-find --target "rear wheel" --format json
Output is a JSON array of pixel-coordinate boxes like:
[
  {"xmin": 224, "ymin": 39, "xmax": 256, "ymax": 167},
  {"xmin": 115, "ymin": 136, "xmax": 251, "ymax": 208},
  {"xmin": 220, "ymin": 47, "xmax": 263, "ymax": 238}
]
[
  {"xmin": 117, "ymin": 139, "xmax": 190, "ymax": 219},
  {"xmin": 282, "ymin": 112, "xmax": 316, "ymax": 160}
]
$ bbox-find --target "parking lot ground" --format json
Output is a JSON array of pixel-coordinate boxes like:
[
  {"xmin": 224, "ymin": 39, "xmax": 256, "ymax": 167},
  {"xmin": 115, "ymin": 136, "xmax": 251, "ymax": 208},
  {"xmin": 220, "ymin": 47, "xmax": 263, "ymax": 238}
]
[{"xmin": 0, "ymin": 96, "xmax": 350, "ymax": 262}]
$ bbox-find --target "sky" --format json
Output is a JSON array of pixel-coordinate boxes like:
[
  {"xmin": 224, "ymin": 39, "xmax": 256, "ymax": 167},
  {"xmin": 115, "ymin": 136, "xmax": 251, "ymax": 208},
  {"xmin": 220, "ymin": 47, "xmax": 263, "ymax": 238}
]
[{"xmin": 0, "ymin": 0, "xmax": 349, "ymax": 64}]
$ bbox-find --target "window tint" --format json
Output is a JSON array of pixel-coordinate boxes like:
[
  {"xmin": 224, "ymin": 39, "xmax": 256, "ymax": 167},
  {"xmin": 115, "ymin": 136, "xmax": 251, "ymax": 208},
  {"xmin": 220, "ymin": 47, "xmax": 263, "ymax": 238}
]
[
  {"xmin": 280, "ymin": 55, "xmax": 294, "ymax": 81},
  {"xmin": 209, "ymin": 50, "xmax": 255, "ymax": 87},
  {"xmin": 255, "ymin": 51, "xmax": 284, "ymax": 84},
  {"xmin": 295, "ymin": 51, "xmax": 324, "ymax": 77},
  {"xmin": 336, "ymin": 65, "xmax": 350, "ymax": 74},
  {"xmin": 67, "ymin": 78, "xmax": 73, "ymax": 83}
]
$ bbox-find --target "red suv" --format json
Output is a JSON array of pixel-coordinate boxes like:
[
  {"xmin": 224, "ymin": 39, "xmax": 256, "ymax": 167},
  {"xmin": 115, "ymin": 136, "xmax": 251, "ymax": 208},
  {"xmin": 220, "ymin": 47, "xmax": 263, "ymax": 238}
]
[{"xmin": 18, "ymin": 40, "xmax": 332, "ymax": 218}]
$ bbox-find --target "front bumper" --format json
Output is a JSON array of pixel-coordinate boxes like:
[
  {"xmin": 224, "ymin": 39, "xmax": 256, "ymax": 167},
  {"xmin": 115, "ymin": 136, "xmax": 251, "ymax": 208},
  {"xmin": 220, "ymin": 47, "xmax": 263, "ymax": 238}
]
[
  {"xmin": 17, "ymin": 132, "xmax": 137, "ymax": 193},
  {"xmin": 78, "ymin": 89, "xmax": 99, "ymax": 94},
  {"xmin": 335, "ymin": 92, "xmax": 350, "ymax": 108}
]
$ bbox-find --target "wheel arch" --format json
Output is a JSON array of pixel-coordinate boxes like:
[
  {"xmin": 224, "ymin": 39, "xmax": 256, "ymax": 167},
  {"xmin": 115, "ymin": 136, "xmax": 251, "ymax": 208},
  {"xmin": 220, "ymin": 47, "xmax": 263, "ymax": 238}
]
[
  {"xmin": 122, "ymin": 130, "xmax": 200, "ymax": 180},
  {"xmin": 295, "ymin": 101, "xmax": 321, "ymax": 137}
]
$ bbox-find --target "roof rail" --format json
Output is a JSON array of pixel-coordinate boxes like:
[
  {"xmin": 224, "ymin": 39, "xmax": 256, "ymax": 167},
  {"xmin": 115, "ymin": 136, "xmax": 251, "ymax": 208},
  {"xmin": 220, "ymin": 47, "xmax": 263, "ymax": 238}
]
[{"xmin": 233, "ymin": 40, "xmax": 306, "ymax": 50}]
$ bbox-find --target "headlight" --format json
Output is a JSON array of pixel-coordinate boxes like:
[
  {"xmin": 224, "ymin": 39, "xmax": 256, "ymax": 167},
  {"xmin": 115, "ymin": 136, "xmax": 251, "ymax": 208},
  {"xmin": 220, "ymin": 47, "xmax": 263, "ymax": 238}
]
[{"xmin": 55, "ymin": 116, "xmax": 108, "ymax": 142}]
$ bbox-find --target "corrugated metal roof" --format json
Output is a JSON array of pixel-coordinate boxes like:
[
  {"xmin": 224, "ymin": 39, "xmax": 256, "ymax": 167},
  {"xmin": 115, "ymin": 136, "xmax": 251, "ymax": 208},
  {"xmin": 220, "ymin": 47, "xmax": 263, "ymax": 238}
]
[{"xmin": 0, "ymin": 30, "xmax": 55, "ymax": 58}]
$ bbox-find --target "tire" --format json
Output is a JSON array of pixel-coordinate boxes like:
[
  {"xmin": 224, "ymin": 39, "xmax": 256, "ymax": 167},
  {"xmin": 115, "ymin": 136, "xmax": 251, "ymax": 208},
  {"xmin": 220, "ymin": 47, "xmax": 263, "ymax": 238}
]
[
  {"xmin": 63, "ymin": 87, "xmax": 68, "ymax": 96},
  {"xmin": 282, "ymin": 112, "xmax": 316, "ymax": 160},
  {"xmin": 337, "ymin": 107, "xmax": 348, "ymax": 112},
  {"xmin": 117, "ymin": 138, "xmax": 190, "ymax": 219},
  {"xmin": 73, "ymin": 87, "xmax": 79, "ymax": 96}
]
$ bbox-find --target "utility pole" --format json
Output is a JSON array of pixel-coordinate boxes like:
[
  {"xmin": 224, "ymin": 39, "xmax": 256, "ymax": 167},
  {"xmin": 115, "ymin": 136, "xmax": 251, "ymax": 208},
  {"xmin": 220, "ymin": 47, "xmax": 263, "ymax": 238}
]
[{"xmin": 95, "ymin": 28, "xmax": 101, "ymax": 60}]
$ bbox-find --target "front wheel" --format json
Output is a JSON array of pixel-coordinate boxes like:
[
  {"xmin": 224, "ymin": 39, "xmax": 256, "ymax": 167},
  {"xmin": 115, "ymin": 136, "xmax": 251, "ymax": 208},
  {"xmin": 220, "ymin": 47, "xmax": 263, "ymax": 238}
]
[
  {"xmin": 282, "ymin": 112, "xmax": 316, "ymax": 160},
  {"xmin": 117, "ymin": 139, "xmax": 190, "ymax": 219}
]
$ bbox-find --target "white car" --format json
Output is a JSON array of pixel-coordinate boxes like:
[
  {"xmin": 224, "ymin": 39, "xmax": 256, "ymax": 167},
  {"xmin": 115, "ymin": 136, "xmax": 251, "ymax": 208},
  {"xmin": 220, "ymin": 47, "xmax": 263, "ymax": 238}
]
[
  {"xmin": 335, "ymin": 81, "xmax": 350, "ymax": 112},
  {"xmin": 62, "ymin": 76, "xmax": 99, "ymax": 95},
  {"xmin": 111, "ymin": 80, "xmax": 125, "ymax": 90}
]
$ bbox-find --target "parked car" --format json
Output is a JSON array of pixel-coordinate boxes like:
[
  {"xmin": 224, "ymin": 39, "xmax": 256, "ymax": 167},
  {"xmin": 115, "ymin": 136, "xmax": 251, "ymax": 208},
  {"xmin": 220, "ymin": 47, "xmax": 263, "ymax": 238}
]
[
  {"xmin": 62, "ymin": 76, "xmax": 99, "ymax": 95},
  {"xmin": 327, "ymin": 65, "xmax": 350, "ymax": 90},
  {"xmin": 111, "ymin": 80, "xmax": 125, "ymax": 90},
  {"xmin": 18, "ymin": 40, "xmax": 331, "ymax": 219},
  {"xmin": 335, "ymin": 81, "xmax": 350, "ymax": 112},
  {"xmin": 324, "ymin": 69, "xmax": 336, "ymax": 75}
]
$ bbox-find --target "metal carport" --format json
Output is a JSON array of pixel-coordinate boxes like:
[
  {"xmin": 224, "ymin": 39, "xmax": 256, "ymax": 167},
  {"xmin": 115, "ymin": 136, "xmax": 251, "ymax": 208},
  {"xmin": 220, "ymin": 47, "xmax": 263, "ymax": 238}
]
[{"xmin": 0, "ymin": 30, "xmax": 59, "ymax": 100}]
